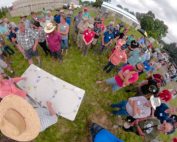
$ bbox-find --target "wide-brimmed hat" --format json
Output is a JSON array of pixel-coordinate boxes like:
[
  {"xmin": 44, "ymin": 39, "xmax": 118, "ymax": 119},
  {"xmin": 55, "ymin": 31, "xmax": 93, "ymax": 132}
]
[
  {"xmin": 0, "ymin": 95, "xmax": 40, "ymax": 141},
  {"xmin": 44, "ymin": 22, "xmax": 56, "ymax": 33},
  {"xmin": 150, "ymin": 95, "xmax": 161, "ymax": 110}
]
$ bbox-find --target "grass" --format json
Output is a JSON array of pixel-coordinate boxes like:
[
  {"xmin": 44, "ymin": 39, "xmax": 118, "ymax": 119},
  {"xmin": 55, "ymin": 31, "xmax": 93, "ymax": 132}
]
[{"xmin": 4, "ymin": 7, "xmax": 177, "ymax": 142}]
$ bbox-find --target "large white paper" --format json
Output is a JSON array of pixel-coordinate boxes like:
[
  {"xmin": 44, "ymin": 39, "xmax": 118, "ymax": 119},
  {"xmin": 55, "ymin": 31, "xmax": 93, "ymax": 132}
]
[{"xmin": 17, "ymin": 64, "xmax": 85, "ymax": 121}]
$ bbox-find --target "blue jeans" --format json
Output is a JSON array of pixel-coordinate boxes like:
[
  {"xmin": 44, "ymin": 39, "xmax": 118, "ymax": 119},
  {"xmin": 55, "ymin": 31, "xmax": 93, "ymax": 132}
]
[
  {"xmin": 111, "ymin": 101, "xmax": 129, "ymax": 116},
  {"xmin": 105, "ymin": 77, "xmax": 121, "ymax": 91},
  {"xmin": 61, "ymin": 39, "xmax": 68, "ymax": 49}
]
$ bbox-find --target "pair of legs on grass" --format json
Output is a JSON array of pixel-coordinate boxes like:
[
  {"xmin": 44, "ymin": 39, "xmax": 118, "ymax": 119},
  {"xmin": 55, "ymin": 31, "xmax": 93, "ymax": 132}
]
[
  {"xmin": 111, "ymin": 101, "xmax": 129, "ymax": 116},
  {"xmin": 97, "ymin": 77, "xmax": 121, "ymax": 92}
]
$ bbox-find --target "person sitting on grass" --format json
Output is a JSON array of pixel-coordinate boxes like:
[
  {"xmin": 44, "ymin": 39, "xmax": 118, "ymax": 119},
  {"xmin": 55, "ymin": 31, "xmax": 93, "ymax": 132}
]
[
  {"xmin": 0, "ymin": 59, "xmax": 14, "ymax": 76},
  {"xmin": 154, "ymin": 103, "xmax": 177, "ymax": 123},
  {"xmin": 103, "ymin": 41, "xmax": 127, "ymax": 73},
  {"xmin": 45, "ymin": 22, "xmax": 62, "ymax": 63},
  {"xmin": 111, "ymin": 95, "xmax": 161, "ymax": 119},
  {"xmin": 123, "ymin": 117, "xmax": 175, "ymax": 142},
  {"xmin": 82, "ymin": 24, "xmax": 95, "ymax": 56},
  {"xmin": 96, "ymin": 63, "xmax": 144, "ymax": 92}
]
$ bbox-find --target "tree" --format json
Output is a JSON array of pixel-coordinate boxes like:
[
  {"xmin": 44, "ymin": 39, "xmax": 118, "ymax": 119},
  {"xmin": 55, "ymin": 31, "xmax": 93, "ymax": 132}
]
[
  {"xmin": 137, "ymin": 11, "xmax": 168, "ymax": 40},
  {"xmin": 93, "ymin": 0, "xmax": 103, "ymax": 8},
  {"xmin": 163, "ymin": 42, "xmax": 177, "ymax": 65}
]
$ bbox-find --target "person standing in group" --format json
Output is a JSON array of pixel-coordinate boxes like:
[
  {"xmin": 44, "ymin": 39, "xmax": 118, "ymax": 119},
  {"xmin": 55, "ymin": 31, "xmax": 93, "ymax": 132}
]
[
  {"xmin": 45, "ymin": 22, "xmax": 62, "ymax": 63},
  {"xmin": 103, "ymin": 40, "xmax": 127, "ymax": 73},
  {"xmin": 82, "ymin": 24, "xmax": 95, "ymax": 56},
  {"xmin": 73, "ymin": 11, "xmax": 82, "ymax": 42},
  {"xmin": 16, "ymin": 22, "xmax": 41, "ymax": 65},
  {"xmin": 77, "ymin": 17, "xmax": 89, "ymax": 49},
  {"xmin": 58, "ymin": 15, "xmax": 69, "ymax": 55},
  {"xmin": 33, "ymin": 21, "xmax": 51, "ymax": 56},
  {"xmin": 45, "ymin": 10, "xmax": 53, "ymax": 23}
]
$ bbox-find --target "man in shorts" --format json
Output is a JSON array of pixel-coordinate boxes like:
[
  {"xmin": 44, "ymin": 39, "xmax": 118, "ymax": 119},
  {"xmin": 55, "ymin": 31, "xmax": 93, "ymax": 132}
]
[{"xmin": 17, "ymin": 22, "xmax": 41, "ymax": 65}]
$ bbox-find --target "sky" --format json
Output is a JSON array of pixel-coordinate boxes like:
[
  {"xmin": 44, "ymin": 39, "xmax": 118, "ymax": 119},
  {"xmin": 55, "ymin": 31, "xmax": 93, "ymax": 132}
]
[
  {"xmin": 111, "ymin": 0, "xmax": 177, "ymax": 43},
  {"xmin": 0, "ymin": 0, "xmax": 176, "ymax": 43}
]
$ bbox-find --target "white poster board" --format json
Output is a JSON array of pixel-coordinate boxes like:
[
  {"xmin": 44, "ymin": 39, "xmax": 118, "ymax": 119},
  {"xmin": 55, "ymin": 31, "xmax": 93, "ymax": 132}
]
[{"xmin": 17, "ymin": 64, "xmax": 85, "ymax": 121}]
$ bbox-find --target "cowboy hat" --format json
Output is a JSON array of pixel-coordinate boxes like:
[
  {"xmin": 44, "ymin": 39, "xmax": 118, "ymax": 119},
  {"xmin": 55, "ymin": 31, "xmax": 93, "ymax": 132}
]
[
  {"xmin": 0, "ymin": 95, "xmax": 40, "ymax": 142},
  {"xmin": 44, "ymin": 22, "xmax": 56, "ymax": 33},
  {"xmin": 150, "ymin": 95, "xmax": 161, "ymax": 110}
]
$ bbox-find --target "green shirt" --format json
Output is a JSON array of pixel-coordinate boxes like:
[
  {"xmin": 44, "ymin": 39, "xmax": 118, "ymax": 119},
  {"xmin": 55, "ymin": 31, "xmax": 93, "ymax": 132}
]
[{"xmin": 136, "ymin": 118, "xmax": 160, "ymax": 142}]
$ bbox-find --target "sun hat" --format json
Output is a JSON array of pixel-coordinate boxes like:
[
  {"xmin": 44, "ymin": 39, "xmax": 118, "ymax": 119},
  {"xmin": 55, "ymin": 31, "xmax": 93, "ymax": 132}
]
[
  {"xmin": 150, "ymin": 95, "xmax": 161, "ymax": 110},
  {"xmin": 44, "ymin": 22, "xmax": 56, "ymax": 33},
  {"xmin": 0, "ymin": 95, "xmax": 40, "ymax": 141}
]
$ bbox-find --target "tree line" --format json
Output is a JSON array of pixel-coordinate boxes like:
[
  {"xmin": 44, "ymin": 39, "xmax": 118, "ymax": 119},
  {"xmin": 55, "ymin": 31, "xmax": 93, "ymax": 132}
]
[{"xmin": 0, "ymin": 7, "xmax": 8, "ymax": 18}]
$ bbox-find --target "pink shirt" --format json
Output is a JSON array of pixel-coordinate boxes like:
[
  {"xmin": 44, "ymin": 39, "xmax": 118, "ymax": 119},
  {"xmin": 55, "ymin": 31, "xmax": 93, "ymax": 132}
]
[
  {"xmin": 46, "ymin": 31, "xmax": 61, "ymax": 52},
  {"xmin": 109, "ymin": 48, "xmax": 127, "ymax": 65},
  {"xmin": 116, "ymin": 39, "xmax": 124, "ymax": 48},
  {"xmin": 0, "ymin": 77, "xmax": 27, "ymax": 98},
  {"xmin": 114, "ymin": 65, "xmax": 139, "ymax": 87}
]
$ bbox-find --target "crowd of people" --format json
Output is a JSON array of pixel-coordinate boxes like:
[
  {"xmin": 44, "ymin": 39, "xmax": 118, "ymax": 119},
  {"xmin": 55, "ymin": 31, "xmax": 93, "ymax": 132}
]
[{"xmin": 0, "ymin": 6, "xmax": 177, "ymax": 142}]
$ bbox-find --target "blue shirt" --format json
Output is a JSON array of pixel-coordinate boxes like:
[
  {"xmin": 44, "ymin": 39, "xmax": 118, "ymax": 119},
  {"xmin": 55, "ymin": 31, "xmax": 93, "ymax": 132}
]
[
  {"xmin": 143, "ymin": 61, "xmax": 154, "ymax": 72},
  {"xmin": 66, "ymin": 17, "xmax": 71, "ymax": 26},
  {"xmin": 54, "ymin": 15, "xmax": 60, "ymax": 24},
  {"xmin": 8, "ymin": 31, "xmax": 17, "ymax": 42},
  {"xmin": 113, "ymin": 29, "xmax": 120, "ymax": 38},
  {"xmin": 127, "ymin": 48, "xmax": 142, "ymax": 66},
  {"xmin": 82, "ymin": 12, "xmax": 91, "ymax": 19},
  {"xmin": 94, "ymin": 129, "xmax": 124, "ymax": 142},
  {"xmin": 0, "ymin": 25, "xmax": 8, "ymax": 34},
  {"xmin": 154, "ymin": 103, "xmax": 169, "ymax": 123},
  {"xmin": 138, "ymin": 38, "xmax": 145, "ymax": 45},
  {"xmin": 104, "ymin": 31, "xmax": 114, "ymax": 44}
]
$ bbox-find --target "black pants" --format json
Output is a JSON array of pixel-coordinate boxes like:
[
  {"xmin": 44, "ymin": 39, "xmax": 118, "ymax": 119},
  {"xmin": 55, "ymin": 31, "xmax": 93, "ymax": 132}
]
[
  {"xmin": 51, "ymin": 50, "xmax": 62, "ymax": 61},
  {"xmin": 103, "ymin": 61, "xmax": 115, "ymax": 73},
  {"xmin": 3, "ymin": 45, "xmax": 15, "ymax": 56},
  {"xmin": 39, "ymin": 41, "xmax": 51, "ymax": 56}
]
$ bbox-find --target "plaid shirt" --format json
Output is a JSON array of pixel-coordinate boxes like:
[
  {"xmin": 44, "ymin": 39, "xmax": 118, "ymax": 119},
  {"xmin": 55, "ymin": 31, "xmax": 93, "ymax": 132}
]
[
  {"xmin": 34, "ymin": 28, "xmax": 46, "ymax": 43},
  {"xmin": 17, "ymin": 29, "xmax": 38, "ymax": 50}
]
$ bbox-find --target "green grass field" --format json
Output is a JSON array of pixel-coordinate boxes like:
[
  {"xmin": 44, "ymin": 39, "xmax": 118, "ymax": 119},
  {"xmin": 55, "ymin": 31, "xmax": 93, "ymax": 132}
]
[{"xmin": 4, "ymin": 7, "xmax": 177, "ymax": 142}]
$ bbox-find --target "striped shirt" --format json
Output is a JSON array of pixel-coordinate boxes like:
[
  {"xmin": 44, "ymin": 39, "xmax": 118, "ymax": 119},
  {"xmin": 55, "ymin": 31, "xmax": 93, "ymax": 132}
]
[
  {"xmin": 17, "ymin": 29, "xmax": 38, "ymax": 50},
  {"xmin": 35, "ymin": 107, "xmax": 58, "ymax": 132}
]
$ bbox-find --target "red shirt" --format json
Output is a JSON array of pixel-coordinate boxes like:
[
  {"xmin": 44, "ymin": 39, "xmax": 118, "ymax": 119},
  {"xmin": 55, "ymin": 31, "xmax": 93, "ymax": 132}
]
[
  {"xmin": 83, "ymin": 29, "xmax": 95, "ymax": 45},
  {"xmin": 114, "ymin": 65, "xmax": 139, "ymax": 87},
  {"xmin": 158, "ymin": 90, "xmax": 172, "ymax": 102},
  {"xmin": 46, "ymin": 31, "xmax": 61, "ymax": 52}
]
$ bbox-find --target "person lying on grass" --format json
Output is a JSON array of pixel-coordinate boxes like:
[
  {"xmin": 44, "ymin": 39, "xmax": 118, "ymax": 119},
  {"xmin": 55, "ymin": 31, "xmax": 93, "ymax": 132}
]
[{"xmin": 96, "ymin": 63, "xmax": 144, "ymax": 92}]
